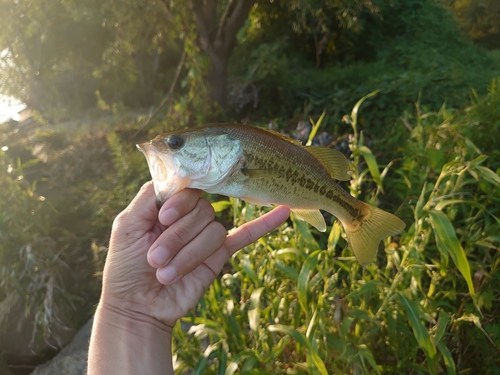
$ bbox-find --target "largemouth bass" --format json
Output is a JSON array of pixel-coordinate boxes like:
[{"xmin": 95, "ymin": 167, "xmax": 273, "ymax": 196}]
[{"xmin": 137, "ymin": 124, "xmax": 405, "ymax": 265}]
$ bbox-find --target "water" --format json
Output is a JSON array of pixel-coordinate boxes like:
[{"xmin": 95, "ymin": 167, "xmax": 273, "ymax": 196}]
[{"xmin": 0, "ymin": 95, "xmax": 25, "ymax": 123}]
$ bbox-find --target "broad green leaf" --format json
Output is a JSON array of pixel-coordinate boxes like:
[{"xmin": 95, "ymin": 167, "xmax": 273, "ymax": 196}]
[
  {"xmin": 437, "ymin": 342, "xmax": 456, "ymax": 375},
  {"xmin": 212, "ymin": 200, "xmax": 232, "ymax": 212},
  {"xmin": 433, "ymin": 311, "xmax": 450, "ymax": 344},
  {"xmin": 306, "ymin": 309, "xmax": 318, "ymax": 339},
  {"xmin": 357, "ymin": 145, "xmax": 382, "ymax": 189},
  {"xmin": 297, "ymin": 250, "xmax": 321, "ymax": 315},
  {"xmin": 398, "ymin": 293, "xmax": 437, "ymax": 359},
  {"xmin": 428, "ymin": 210, "xmax": 475, "ymax": 297},
  {"xmin": 476, "ymin": 165, "xmax": 500, "ymax": 188},
  {"xmin": 248, "ymin": 287, "xmax": 265, "ymax": 333},
  {"xmin": 468, "ymin": 154, "xmax": 488, "ymax": 167},
  {"xmin": 274, "ymin": 247, "xmax": 307, "ymax": 258},
  {"xmin": 327, "ymin": 221, "xmax": 342, "ymax": 249}
]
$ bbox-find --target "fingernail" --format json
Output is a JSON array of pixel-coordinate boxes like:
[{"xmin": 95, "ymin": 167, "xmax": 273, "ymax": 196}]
[
  {"xmin": 160, "ymin": 208, "xmax": 179, "ymax": 226},
  {"xmin": 150, "ymin": 246, "xmax": 170, "ymax": 266},
  {"xmin": 158, "ymin": 266, "xmax": 177, "ymax": 285}
]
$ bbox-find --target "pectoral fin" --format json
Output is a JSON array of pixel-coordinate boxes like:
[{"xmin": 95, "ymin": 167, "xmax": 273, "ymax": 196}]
[
  {"xmin": 291, "ymin": 209, "xmax": 327, "ymax": 232},
  {"xmin": 305, "ymin": 147, "xmax": 350, "ymax": 181}
]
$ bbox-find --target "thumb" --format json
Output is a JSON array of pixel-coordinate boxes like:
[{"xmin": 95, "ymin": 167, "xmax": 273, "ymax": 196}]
[{"xmin": 112, "ymin": 181, "xmax": 159, "ymax": 234}]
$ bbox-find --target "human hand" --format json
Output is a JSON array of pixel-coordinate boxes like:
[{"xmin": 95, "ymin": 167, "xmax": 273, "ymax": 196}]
[{"xmin": 100, "ymin": 181, "xmax": 290, "ymax": 328}]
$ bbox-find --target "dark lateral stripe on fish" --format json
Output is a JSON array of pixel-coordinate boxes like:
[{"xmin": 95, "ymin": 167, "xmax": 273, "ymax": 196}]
[{"xmin": 244, "ymin": 150, "xmax": 363, "ymax": 220}]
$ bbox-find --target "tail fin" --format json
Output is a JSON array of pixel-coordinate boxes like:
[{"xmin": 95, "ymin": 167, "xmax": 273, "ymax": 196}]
[{"xmin": 342, "ymin": 204, "xmax": 405, "ymax": 266}]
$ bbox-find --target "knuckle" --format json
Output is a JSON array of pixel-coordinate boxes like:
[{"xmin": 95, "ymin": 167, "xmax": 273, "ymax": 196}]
[
  {"xmin": 168, "ymin": 225, "xmax": 191, "ymax": 249},
  {"xmin": 208, "ymin": 221, "xmax": 227, "ymax": 246},
  {"xmin": 197, "ymin": 198, "xmax": 216, "ymax": 220},
  {"xmin": 111, "ymin": 212, "xmax": 126, "ymax": 231}
]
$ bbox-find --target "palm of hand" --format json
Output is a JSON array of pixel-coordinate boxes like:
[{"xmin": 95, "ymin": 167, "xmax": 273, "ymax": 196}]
[{"xmin": 100, "ymin": 183, "xmax": 290, "ymax": 328}]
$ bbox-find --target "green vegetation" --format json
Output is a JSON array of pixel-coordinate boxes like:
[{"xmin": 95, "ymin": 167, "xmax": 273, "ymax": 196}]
[{"xmin": 1, "ymin": 0, "xmax": 500, "ymax": 372}]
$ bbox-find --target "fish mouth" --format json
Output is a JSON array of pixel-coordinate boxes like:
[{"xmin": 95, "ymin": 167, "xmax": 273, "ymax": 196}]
[{"xmin": 137, "ymin": 142, "xmax": 179, "ymax": 207}]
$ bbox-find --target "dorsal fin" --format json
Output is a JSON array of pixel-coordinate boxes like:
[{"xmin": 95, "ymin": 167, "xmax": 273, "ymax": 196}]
[
  {"xmin": 304, "ymin": 147, "xmax": 350, "ymax": 181},
  {"xmin": 263, "ymin": 128, "xmax": 303, "ymax": 146}
]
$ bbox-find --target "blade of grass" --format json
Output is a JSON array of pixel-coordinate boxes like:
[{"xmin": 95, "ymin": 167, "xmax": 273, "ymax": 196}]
[
  {"xmin": 357, "ymin": 145, "xmax": 383, "ymax": 192},
  {"xmin": 307, "ymin": 110, "xmax": 326, "ymax": 146},
  {"xmin": 428, "ymin": 210, "xmax": 475, "ymax": 297},
  {"xmin": 398, "ymin": 293, "xmax": 437, "ymax": 360},
  {"xmin": 297, "ymin": 250, "xmax": 321, "ymax": 316}
]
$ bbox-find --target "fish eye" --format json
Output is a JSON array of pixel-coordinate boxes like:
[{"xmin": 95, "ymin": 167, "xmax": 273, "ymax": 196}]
[{"xmin": 166, "ymin": 135, "xmax": 185, "ymax": 150}]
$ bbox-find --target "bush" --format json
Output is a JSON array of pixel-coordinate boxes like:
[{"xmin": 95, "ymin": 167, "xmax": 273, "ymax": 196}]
[{"xmin": 171, "ymin": 91, "xmax": 500, "ymax": 374}]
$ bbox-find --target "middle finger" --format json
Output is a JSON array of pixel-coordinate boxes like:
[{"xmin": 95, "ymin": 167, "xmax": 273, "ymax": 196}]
[{"xmin": 148, "ymin": 198, "xmax": 215, "ymax": 268}]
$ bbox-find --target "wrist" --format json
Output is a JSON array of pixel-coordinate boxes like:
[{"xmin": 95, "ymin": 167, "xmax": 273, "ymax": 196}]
[
  {"xmin": 88, "ymin": 301, "xmax": 174, "ymax": 375},
  {"xmin": 96, "ymin": 300, "xmax": 174, "ymax": 335}
]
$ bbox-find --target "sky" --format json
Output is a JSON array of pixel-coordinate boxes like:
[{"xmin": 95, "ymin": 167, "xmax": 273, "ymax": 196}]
[{"xmin": 0, "ymin": 95, "xmax": 25, "ymax": 123}]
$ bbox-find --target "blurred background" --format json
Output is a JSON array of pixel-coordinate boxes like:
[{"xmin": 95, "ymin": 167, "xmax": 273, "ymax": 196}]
[{"xmin": 1, "ymin": 0, "xmax": 499, "ymax": 374}]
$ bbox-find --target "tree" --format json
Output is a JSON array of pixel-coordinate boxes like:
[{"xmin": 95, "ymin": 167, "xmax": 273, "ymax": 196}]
[
  {"xmin": 443, "ymin": 0, "xmax": 500, "ymax": 49},
  {"xmin": 188, "ymin": 0, "xmax": 256, "ymax": 106},
  {"xmin": 0, "ymin": 0, "xmax": 183, "ymax": 119}
]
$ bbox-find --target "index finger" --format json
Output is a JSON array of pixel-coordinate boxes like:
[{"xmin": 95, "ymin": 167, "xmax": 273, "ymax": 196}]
[
  {"xmin": 158, "ymin": 188, "xmax": 203, "ymax": 226},
  {"xmin": 224, "ymin": 205, "xmax": 290, "ymax": 255}
]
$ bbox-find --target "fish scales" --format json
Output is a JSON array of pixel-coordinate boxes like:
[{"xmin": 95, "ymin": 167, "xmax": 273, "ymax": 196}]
[
  {"xmin": 138, "ymin": 123, "xmax": 405, "ymax": 266},
  {"xmin": 216, "ymin": 125, "xmax": 364, "ymax": 221}
]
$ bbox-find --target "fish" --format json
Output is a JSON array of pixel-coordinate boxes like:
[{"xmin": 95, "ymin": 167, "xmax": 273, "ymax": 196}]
[{"xmin": 137, "ymin": 123, "xmax": 405, "ymax": 265}]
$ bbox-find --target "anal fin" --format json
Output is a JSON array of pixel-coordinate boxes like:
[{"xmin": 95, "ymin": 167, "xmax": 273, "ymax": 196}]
[
  {"xmin": 241, "ymin": 196, "xmax": 273, "ymax": 207},
  {"xmin": 291, "ymin": 209, "xmax": 327, "ymax": 232}
]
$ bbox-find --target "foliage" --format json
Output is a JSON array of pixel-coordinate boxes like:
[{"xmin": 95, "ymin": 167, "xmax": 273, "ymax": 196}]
[
  {"xmin": 229, "ymin": 0, "xmax": 499, "ymax": 139},
  {"xmin": 0, "ymin": 134, "xmax": 97, "ymax": 351},
  {"xmin": 169, "ymin": 90, "xmax": 500, "ymax": 374},
  {"xmin": 0, "ymin": 0, "xmax": 185, "ymax": 120},
  {"xmin": 443, "ymin": 0, "xmax": 500, "ymax": 49},
  {"xmin": 1, "ymin": 0, "xmax": 500, "ymax": 370}
]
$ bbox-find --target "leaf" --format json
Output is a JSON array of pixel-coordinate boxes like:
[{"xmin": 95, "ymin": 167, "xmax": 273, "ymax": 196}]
[
  {"xmin": 212, "ymin": 200, "xmax": 232, "ymax": 212},
  {"xmin": 357, "ymin": 145, "xmax": 383, "ymax": 190},
  {"xmin": 241, "ymin": 258, "xmax": 262, "ymax": 286},
  {"xmin": 456, "ymin": 313, "xmax": 497, "ymax": 347},
  {"xmin": 297, "ymin": 250, "xmax": 321, "ymax": 315},
  {"xmin": 192, "ymin": 344, "xmax": 219, "ymax": 375},
  {"xmin": 433, "ymin": 311, "xmax": 450, "ymax": 344},
  {"xmin": 248, "ymin": 287, "xmax": 265, "ymax": 333},
  {"xmin": 292, "ymin": 215, "xmax": 320, "ymax": 250},
  {"xmin": 307, "ymin": 110, "xmax": 326, "ymax": 146},
  {"xmin": 437, "ymin": 342, "xmax": 456, "ymax": 375},
  {"xmin": 476, "ymin": 166, "xmax": 500, "ymax": 188},
  {"xmin": 398, "ymin": 293, "xmax": 437, "ymax": 359},
  {"xmin": 350, "ymin": 90, "xmax": 381, "ymax": 130},
  {"xmin": 428, "ymin": 210, "xmax": 475, "ymax": 297},
  {"xmin": 357, "ymin": 344, "xmax": 381, "ymax": 375},
  {"xmin": 327, "ymin": 221, "xmax": 342, "ymax": 249},
  {"xmin": 274, "ymin": 261, "xmax": 299, "ymax": 281},
  {"xmin": 268, "ymin": 325, "xmax": 328, "ymax": 375}
]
